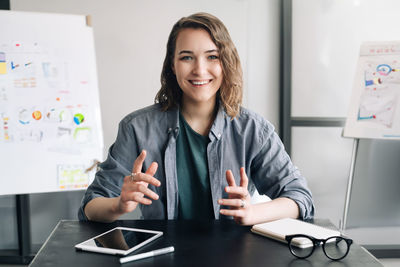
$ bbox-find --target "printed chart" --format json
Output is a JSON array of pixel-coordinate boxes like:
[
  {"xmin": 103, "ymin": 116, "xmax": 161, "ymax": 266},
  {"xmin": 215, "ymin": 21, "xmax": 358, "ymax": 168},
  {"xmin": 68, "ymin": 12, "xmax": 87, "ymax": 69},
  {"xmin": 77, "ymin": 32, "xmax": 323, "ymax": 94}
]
[
  {"xmin": 0, "ymin": 11, "xmax": 103, "ymax": 195},
  {"xmin": 344, "ymin": 42, "xmax": 400, "ymax": 139}
]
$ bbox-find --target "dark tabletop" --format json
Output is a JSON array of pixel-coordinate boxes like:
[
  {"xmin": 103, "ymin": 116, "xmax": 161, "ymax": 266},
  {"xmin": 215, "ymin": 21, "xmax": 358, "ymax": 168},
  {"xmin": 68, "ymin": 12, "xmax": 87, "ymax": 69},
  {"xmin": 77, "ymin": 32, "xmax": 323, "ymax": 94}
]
[{"xmin": 29, "ymin": 219, "xmax": 383, "ymax": 267}]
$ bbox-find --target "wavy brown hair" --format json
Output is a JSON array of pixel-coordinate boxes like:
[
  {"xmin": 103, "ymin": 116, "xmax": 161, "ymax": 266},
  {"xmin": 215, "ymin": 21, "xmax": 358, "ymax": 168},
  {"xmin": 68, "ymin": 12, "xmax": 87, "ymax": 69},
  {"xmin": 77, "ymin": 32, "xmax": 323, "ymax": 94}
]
[{"xmin": 155, "ymin": 12, "xmax": 243, "ymax": 118}]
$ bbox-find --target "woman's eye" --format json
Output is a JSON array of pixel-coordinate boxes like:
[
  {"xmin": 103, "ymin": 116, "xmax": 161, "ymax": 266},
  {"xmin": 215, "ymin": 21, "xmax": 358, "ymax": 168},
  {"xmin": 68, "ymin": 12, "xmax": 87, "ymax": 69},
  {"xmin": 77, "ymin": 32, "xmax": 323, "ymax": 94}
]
[
  {"xmin": 180, "ymin": 56, "xmax": 192, "ymax": 60},
  {"xmin": 208, "ymin": 55, "xmax": 219, "ymax": 60}
]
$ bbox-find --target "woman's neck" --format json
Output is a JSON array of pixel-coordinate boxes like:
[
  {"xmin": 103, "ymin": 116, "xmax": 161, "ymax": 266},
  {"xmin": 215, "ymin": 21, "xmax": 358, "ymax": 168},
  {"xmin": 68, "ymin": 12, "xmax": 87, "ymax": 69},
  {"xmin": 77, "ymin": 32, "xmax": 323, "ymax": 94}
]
[{"xmin": 181, "ymin": 96, "xmax": 217, "ymax": 136}]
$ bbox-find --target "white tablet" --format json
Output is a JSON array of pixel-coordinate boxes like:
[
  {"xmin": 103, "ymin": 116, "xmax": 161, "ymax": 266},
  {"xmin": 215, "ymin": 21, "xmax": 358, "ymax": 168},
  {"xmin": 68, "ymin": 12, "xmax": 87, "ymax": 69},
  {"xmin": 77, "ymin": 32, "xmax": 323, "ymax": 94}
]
[{"xmin": 75, "ymin": 227, "xmax": 163, "ymax": 255}]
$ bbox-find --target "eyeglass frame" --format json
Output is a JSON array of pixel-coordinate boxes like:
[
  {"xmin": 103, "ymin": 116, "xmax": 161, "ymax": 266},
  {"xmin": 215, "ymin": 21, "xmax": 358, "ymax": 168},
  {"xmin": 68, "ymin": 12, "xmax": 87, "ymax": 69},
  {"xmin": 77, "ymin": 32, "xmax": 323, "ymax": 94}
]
[{"xmin": 285, "ymin": 234, "xmax": 353, "ymax": 261}]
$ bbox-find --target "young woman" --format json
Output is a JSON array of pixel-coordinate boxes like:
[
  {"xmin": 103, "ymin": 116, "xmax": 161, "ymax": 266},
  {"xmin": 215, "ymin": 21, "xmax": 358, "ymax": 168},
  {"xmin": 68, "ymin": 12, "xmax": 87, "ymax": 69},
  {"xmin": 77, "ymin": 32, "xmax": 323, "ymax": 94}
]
[{"xmin": 79, "ymin": 12, "xmax": 314, "ymax": 225}]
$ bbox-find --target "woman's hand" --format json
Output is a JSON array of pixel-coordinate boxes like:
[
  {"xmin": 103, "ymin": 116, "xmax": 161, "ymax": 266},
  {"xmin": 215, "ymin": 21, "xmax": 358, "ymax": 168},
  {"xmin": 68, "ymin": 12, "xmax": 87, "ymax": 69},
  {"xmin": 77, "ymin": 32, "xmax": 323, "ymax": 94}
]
[
  {"xmin": 218, "ymin": 167, "xmax": 253, "ymax": 225},
  {"xmin": 116, "ymin": 150, "xmax": 161, "ymax": 214}
]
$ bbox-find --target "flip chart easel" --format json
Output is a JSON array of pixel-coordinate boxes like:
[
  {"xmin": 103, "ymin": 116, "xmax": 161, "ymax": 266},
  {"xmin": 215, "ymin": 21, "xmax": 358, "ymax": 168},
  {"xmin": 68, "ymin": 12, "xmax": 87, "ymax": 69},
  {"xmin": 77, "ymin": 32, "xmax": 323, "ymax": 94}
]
[
  {"xmin": 0, "ymin": 10, "xmax": 103, "ymax": 264},
  {"xmin": 342, "ymin": 41, "xmax": 400, "ymax": 230},
  {"xmin": 341, "ymin": 138, "xmax": 359, "ymax": 231},
  {"xmin": 0, "ymin": 11, "xmax": 103, "ymax": 196}
]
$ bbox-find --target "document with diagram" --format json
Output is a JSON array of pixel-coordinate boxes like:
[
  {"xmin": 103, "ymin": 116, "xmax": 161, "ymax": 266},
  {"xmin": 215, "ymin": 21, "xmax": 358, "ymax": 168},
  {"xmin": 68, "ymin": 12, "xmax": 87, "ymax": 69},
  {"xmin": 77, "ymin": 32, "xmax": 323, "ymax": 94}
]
[{"xmin": 344, "ymin": 41, "xmax": 400, "ymax": 140}]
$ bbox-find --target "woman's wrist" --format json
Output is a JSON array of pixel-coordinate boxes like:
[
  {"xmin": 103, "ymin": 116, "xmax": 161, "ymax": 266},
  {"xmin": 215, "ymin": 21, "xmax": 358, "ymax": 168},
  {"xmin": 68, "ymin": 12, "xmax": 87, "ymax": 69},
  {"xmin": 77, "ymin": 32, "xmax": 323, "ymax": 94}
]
[{"xmin": 112, "ymin": 196, "xmax": 126, "ymax": 217}]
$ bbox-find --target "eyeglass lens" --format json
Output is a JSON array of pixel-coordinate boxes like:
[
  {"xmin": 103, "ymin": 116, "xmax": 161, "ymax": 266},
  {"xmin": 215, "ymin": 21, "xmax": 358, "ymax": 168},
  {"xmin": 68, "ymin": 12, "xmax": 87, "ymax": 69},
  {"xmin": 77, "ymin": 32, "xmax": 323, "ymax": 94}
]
[
  {"xmin": 324, "ymin": 237, "xmax": 349, "ymax": 260},
  {"xmin": 289, "ymin": 237, "xmax": 314, "ymax": 258}
]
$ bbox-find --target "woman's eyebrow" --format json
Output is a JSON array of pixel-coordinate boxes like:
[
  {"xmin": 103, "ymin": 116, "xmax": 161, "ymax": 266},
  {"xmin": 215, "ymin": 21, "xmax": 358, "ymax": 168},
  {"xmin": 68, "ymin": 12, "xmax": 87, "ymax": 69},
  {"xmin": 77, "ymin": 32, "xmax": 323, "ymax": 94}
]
[
  {"xmin": 205, "ymin": 49, "xmax": 218, "ymax": 53},
  {"xmin": 178, "ymin": 49, "xmax": 219, "ymax": 55},
  {"xmin": 178, "ymin": 50, "xmax": 193, "ymax": 55}
]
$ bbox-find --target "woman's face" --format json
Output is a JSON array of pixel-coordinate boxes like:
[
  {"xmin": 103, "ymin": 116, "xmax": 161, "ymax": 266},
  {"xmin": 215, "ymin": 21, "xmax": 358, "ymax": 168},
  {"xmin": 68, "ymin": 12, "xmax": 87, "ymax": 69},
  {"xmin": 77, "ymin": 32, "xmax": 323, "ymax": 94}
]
[{"xmin": 172, "ymin": 28, "xmax": 223, "ymax": 106}]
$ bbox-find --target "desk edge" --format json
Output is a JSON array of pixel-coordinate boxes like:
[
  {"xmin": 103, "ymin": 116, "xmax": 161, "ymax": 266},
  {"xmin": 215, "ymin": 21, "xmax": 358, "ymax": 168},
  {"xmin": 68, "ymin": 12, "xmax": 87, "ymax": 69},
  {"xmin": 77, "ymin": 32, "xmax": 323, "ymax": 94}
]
[{"xmin": 28, "ymin": 220, "xmax": 63, "ymax": 266}]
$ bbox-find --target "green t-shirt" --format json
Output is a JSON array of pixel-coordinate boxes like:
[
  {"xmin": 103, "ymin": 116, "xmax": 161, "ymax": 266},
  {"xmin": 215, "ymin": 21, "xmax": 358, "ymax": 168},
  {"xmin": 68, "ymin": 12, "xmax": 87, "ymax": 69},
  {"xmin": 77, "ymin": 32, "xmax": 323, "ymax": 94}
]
[{"xmin": 176, "ymin": 112, "xmax": 214, "ymax": 220}]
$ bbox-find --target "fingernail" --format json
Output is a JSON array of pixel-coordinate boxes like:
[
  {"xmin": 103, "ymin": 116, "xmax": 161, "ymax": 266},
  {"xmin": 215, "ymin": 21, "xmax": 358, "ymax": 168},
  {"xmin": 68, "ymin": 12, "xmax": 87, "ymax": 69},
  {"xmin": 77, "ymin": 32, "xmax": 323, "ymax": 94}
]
[{"xmin": 218, "ymin": 199, "xmax": 222, "ymax": 204}]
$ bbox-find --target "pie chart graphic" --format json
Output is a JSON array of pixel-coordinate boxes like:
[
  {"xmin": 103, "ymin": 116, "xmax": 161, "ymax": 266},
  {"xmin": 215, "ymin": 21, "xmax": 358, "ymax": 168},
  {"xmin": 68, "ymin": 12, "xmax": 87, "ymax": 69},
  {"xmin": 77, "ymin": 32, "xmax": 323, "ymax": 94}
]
[
  {"xmin": 18, "ymin": 108, "xmax": 30, "ymax": 124},
  {"xmin": 73, "ymin": 113, "xmax": 85, "ymax": 125},
  {"xmin": 32, "ymin": 110, "xmax": 42, "ymax": 120}
]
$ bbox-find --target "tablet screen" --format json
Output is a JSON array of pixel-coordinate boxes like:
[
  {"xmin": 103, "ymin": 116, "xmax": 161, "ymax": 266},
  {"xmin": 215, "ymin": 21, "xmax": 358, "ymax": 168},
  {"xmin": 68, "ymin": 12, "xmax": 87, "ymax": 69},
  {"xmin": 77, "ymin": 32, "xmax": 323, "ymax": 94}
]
[
  {"xmin": 75, "ymin": 227, "xmax": 163, "ymax": 255},
  {"xmin": 81, "ymin": 228, "xmax": 158, "ymax": 250}
]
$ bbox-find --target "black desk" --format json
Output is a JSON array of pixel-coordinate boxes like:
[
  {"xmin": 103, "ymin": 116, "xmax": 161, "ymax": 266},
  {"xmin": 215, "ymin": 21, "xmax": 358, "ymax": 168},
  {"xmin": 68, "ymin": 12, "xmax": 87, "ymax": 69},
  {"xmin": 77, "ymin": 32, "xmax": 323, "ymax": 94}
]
[{"xmin": 29, "ymin": 219, "xmax": 383, "ymax": 267}]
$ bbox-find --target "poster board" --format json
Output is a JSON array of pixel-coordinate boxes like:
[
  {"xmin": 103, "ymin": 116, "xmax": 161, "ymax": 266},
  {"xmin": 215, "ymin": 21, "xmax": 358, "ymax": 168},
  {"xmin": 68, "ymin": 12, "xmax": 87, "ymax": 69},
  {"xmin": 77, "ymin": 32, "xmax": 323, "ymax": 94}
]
[
  {"xmin": 0, "ymin": 10, "xmax": 103, "ymax": 195},
  {"xmin": 344, "ymin": 41, "xmax": 400, "ymax": 139}
]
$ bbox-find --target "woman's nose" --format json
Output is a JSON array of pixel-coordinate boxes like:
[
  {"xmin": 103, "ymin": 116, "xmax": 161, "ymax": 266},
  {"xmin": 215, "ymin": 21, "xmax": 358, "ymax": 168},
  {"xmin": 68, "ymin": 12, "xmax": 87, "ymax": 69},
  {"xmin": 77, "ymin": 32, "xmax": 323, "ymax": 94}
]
[{"xmin": 192, "ymin": 59, "xmax": 207, "ymax": 76}]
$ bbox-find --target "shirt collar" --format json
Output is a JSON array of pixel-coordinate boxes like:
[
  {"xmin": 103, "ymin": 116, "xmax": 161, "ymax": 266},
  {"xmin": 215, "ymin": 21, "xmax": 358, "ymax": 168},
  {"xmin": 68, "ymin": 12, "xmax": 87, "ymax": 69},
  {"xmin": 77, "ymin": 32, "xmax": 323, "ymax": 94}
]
[
  {"xmin": 209, "ymin": 104, "xmax": 227, "ymax": 141},
  {"xmin": 166, "ymin": 106, "xmax": 180, "ymax": 136},
  {"xmin": 165, "ymin": 104, "xmax": 227, "ymax": 140}
]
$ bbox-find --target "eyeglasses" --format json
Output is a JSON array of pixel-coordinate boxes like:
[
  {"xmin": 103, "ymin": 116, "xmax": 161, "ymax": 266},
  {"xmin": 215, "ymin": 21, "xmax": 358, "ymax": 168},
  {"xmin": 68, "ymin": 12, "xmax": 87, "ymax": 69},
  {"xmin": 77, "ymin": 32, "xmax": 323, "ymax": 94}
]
[{"xmin": 285, "ymin": 234, "xmax": 353, "ymax": 261}]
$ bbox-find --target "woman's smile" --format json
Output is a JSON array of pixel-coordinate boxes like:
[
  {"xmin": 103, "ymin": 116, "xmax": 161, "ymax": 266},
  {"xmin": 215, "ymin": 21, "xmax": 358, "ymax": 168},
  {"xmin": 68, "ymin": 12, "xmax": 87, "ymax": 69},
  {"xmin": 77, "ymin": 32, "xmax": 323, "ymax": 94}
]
[{"xmin": 189, "ymin": 79, "xmax": 212, "ymax": 86}]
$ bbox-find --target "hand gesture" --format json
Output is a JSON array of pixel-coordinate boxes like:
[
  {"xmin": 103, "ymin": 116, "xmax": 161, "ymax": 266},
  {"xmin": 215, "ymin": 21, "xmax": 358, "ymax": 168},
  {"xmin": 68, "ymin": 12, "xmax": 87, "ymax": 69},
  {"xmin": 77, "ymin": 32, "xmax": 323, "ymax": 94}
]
[
  {"xmin": 218, "ymin": 167, "xmax": 252, "ymax": 225},
  {"xmin": 117, "ymin": 150, "xmax": 161, "ymax": 214}
]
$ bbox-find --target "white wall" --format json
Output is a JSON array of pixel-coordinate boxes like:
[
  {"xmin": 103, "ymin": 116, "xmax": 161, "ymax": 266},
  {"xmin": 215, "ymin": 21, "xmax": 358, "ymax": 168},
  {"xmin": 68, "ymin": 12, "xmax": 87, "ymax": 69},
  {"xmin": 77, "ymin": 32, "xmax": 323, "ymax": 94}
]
[
  {"xmin": 247, "ymin": 0, "xmax": 280, "ymax": 132},
  {"xmin": 11, "ymin": 0, "xmax": 281, "ymax": 157}
]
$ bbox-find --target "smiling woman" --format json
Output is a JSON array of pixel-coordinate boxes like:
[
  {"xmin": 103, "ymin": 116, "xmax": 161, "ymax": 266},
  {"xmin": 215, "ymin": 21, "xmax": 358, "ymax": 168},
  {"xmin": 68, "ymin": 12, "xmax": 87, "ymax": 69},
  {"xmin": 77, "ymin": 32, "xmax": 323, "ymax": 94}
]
[
  {"xmin": 173, "ymin": 29, "xmax": 222, "ymax": 106},
  {"xmin": 79, "ymin": 12, "xmax": 314, "ymax": 225}
]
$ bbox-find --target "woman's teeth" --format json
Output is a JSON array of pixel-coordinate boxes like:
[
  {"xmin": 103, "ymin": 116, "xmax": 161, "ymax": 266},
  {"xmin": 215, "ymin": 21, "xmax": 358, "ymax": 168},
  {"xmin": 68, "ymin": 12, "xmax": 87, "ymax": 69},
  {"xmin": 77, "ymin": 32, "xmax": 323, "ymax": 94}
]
[{"xmin": 191, "ymin": 80, "xmax": 210, "ymax": 85}]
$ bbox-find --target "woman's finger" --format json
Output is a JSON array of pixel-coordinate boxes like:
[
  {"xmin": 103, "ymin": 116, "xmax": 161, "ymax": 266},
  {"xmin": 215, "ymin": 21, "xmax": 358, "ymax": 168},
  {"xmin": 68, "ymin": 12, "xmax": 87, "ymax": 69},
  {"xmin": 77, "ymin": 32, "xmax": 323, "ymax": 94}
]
[
  {"xmin": 225, "ymin": 170, "xmax": 237, "ymax": 187},
  {"xmin": 146, "ymin": 161, "xmax": 158, "ymax": 176},
  {"xmin": 225, "ymin": 186, "xmax": 248, "ymax": 198},
  {"xmin": 130, "ymin": 173, "xmax": 160, "ymax": 187},
  {"xmin": 218, "ymin": 198, "xmax": 246, "ymax": 208},
  {"xmin": 130, "ymin": 192, "xmax": 153, "ymax": 205},
  {"xmin": 219, "ymin": 208, "xmax": 244, "ymax": 218},
  {"xmin": 239, "ymin": 167, "xmax": 248, "ymax": 188},
  {"xmin": 132, "ymin": 150, "xmax": 146, "ymax": 174},
  {"xmin": 130, "ymin": 183, "xmax": 159, "ymax": 200}
]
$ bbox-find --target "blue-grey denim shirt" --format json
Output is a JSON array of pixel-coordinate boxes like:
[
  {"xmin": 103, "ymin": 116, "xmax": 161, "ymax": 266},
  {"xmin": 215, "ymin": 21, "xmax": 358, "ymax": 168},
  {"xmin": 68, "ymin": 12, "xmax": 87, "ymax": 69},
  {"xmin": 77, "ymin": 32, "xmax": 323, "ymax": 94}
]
[{"xmin": 78, "ymin": 104, "xmax": 314, "ymax": 221}]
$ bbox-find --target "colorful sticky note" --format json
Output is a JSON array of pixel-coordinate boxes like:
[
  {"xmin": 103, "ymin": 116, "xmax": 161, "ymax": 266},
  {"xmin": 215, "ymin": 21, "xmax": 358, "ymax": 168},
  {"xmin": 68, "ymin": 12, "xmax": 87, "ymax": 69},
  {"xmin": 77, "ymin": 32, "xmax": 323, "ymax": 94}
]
[{"xmin": 0, "ymin": 63, "xmax": 6, "ymax": 74}]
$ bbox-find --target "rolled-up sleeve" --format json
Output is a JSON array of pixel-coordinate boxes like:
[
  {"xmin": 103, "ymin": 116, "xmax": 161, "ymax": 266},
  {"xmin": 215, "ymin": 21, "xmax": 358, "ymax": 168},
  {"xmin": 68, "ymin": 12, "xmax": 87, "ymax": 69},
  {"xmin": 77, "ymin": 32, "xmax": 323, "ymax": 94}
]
[
  {"xmin": 250, "ymin": 127, "xmax": 315, "ymax": 220},
  {"xmin": 78, "ymin": 119, "xmax": 137, "ymax": 221}
]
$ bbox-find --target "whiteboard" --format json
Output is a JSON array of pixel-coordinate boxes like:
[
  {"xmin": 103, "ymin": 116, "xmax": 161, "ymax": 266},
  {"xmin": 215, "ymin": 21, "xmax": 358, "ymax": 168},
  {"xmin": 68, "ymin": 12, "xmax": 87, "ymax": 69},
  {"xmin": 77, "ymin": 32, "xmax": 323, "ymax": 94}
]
[
  {"xmin": 344, "ymin": 41, "xmax": 400, "ymax": 139},
  {"xmin": 0, "ymin": 10, "xmax": 103, "ymax": 195}
]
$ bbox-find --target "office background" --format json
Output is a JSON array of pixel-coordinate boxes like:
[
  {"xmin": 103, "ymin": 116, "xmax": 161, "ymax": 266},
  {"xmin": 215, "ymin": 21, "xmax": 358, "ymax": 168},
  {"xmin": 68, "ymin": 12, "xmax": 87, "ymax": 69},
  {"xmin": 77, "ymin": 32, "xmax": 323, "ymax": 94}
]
[
  {"xmin": 0, "ymin": 0, "xmax": 399, "ymax": 265},
  {"xmin": 1, "ymin": 0, "xmax": 280, "ymax": 251}
]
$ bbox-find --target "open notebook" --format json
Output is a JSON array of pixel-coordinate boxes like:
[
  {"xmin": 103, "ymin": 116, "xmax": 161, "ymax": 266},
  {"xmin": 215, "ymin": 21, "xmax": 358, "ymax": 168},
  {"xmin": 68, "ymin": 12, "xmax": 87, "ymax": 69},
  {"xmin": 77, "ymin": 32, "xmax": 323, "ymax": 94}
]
[{"xmin": 251, "ymin": 218, "xmax": 341, "ymax": 248}]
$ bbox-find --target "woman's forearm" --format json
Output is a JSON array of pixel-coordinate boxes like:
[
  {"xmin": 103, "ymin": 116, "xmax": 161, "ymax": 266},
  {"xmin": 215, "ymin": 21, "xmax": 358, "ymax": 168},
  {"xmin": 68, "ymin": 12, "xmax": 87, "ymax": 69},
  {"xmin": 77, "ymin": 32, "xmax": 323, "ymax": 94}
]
[
  {"xmin": 84, "ymin": 197, "xmax": 125, "ymax": 223},
  {"xmin": 247, "ymin": 197, "xmax": 300, "ymax": 225}
]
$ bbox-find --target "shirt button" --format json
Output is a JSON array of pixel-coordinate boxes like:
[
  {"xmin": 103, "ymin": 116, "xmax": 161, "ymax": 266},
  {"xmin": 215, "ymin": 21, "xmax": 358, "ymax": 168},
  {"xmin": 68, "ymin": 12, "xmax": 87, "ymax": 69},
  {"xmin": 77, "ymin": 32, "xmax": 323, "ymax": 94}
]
[{"xmin": 217, "ymin": 133, "xmax": 221, "ymax": 138}]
